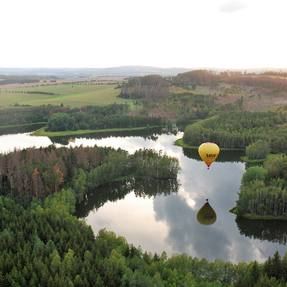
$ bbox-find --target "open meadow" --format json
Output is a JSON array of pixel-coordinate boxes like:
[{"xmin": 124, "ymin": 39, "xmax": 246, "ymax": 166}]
[{"xmin": 0, "ymin": 83, "xmax": 132, "ymax": 107}]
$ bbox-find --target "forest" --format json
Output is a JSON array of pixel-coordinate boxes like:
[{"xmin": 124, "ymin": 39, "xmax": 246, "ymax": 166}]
[
  {"xmin": 173, "ymin": 70, "xmax": 287, "ymax": 91},
  {"xmin": 2, "ymin": 186, "xmax": 287, "ymax": 286},
  {"xmin": 120, "ymin": 75, "xmax": 218, "ymax": 126},
  {"xmin": 235, "ymin": 154, "xmax": 287, "ymax": 219},
  {"xmin": 1, "ymin": 137, "xmax": 286, "ymax": 286},
  {"xmin": 47, "ymin": 105, "xmax": 162, "ymax": 132},
  {"xmin": 0, "ymin": 146, "xmax": 179, "ymax": 201},
  {"xmin": 0, "ymin": 105, "xmax": 55, "ymax": 126},
  {"xmin": 120, "ymin": 75, "xmax": 170, "ymax": 100},
  {"xmin": 0, "ymin": 142, "xmax": 287, "ymax": 286},
  {"xmin": 0, "ymin": 104, "xmax": 163, "ymax": 135},
  {"xmin": 183, "ymin": 112, "xmax": 287, "ymax": 150}
]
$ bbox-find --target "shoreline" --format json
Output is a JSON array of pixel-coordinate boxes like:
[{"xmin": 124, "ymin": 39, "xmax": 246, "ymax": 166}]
[
  {"xmin": 174, "ymin": 138, "xmax": 245, "ymax": 151},
  {"xmin": 32, "ymin": 126, "xmax": 160, "ymax": 137},
  {"xmin": 230, "ymin": 207, "xmax": 287, "ymax": 221}
]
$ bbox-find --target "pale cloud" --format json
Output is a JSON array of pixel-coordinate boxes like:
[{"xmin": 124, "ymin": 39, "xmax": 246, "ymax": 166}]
[
  {"xmin": 219, "ymin": 1, "xmax": 245, "ymax": 13},
  {"xmin": 0, "ymin": 0, "xmax": 287, "ymax": 69}
]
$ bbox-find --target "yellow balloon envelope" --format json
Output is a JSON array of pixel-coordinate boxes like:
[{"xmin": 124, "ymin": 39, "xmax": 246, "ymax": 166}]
[{"xmin": 198, "ymin": 142, "xmax": 220, "ymax": 168}]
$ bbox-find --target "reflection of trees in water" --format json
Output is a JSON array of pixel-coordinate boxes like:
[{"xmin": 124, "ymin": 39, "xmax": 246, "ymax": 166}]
[
  {"xmin": 133, "ymin": 177, "xmax": 179, "ymax": 197},
  {"xmin": 236, "ymin": 217, "xmax": 287, "ymax": 244},
  {"xmin": 76, "ymin": 177, "xmax": 179, "ymax": 218},
  {"xmin": 182, "ymin": 148, "xmax": 244, "ymax": 163},
  {"xmin": 49, "ymin": 128, "xmax": 164, "ymax": 145}
]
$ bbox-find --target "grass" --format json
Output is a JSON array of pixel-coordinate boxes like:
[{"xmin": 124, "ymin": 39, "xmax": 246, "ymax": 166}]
[
  {"xmin": 0, "ymin": 122, "xmax": 47, "ymax": 134},
  {"xmin": 0, "ymin": 122, "xmax": 46, "ymax": 129},
  {"xmin": 33, "ymin": 126, "xmax": 158, "ymax": 137},
  {"xmin": 0, "ymin": 83, "xmax": 134, "ymax": 108}
]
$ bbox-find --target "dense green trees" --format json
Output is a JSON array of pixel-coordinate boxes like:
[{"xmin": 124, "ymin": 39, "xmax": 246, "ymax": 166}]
[
  {"xmin": 270, "ymin": 135, "xmax": 287, "ymax": 154},
  {"xmin": 120, "ymin": 75, "xmax": 170, "ymax": 100},
  {"xmin": 246, "ymin": 140, "xmax": 270, "ymax": 160},
  {"xmin": 0, "ymin": 104, "xmax": 163, "ymax": 134},
  {"xmin": 1, "ymin": 190, "xmax": 287, "ymax": 287},
  {"xmin": 48, "ymin": 112, "xmax": 76, "ymax": 131},
  {"xmin": 236, "ymin": 155, "xmax": 287, "ymax": 218},
  {"xmin": 0, "ymin": 146, "xmax": 184, "ymax": 286},
  {"xmin": 242, "ymin": 166, "xmax": 268, "ymax": 185},
  {"xmin": 120, "ymin": 75, "xmax": 218, "ymax": 125},
  {"xmin": 2, "ymin": 140, "xmax": 286, "ymax": 286},
  {"xmin": 264, "ymin": 154, "xmax": 287, "ymax": 181},
  {"xmin": 47, "ymin": 104, "xmax": 163, "ymax": 132},
  {"xmin": 183, "ymin": 112, "xmax": 287, "ymax": 149},
  {"xmin": 0, "ymin": 146, "xmax": 179, "ymax": 201},
  {"xmin": 173, "ymin": 70, "xmax": 287, "ymax": 92},
  {"xmin": 173, "ymin": 70, "xmax": 220, "ymax": 87},
  {"xmin": 0, "ymin": 105, "xmax": 62, "ymax": 127}
]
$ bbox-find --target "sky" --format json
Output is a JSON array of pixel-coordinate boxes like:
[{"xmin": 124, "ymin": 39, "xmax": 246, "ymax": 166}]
[{"xmin": 0, "ymin": 0, "xmax": 286, "ymax": 69}]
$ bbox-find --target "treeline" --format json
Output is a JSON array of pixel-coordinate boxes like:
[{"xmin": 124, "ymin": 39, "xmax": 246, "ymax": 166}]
[
  {"xmin": 0, "ymin": 146, "xmax": 179, "ymax": 200},
  {"xmin": 0, "ymin": 104, "xmax": 163, "ymax": 134},
  {"xmin": 169, "ymin": 93, "xmax": 216, "ymax": 125},
  {"xmin": 1, "ymin": 190, "xmax": 287, "ymax": 287},
  {"xmin": 0, "ymin": 105, "xmax": 61, "ymax": 126},
  {"xmin": 120, "ymin": 75, "xmax": 219, "ymax": 124},
  {"xmin": 120, "ymin": 75, "xmax": 170, "ymax": 100},
  {"xmin": 222, "ymin": 74, "xmax": 287, "ymax": 91},
  {"xmin": 235, "ymin": 154, "xmax": 287, "ymax": 218},
  {"xmin": 120, "ymin": 70, "xmax": 287, "ymax": 97},
  {"xmin": 47, "ymin": 104, "xmax": 163, "ymax": 131},
  {"xmin": 183, "ymin": 111, "xmax": 287, "ymax": 149},
  {"xmin": 173, "ymin": 70, "xmax": 219, "ymax": 87},
  {"xmin": 173, "ymin": 70, "xmax": 287, "ymax": 91},
  {"xmin": 25, "ymin": 90, "xmax": 58, "ymax": 95},
  {"xmin": 0, "ymin": 75, "xmax": 47, "ymax": 85}
]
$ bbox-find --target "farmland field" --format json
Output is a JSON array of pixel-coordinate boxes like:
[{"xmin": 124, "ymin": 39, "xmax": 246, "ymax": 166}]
[{"xmin": 0, "ymin": 83, "xmax": 131, "ymax": 107}]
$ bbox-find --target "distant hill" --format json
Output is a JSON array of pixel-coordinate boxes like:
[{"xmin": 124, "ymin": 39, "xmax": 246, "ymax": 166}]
[{"xmin": 0, "ymin": 66, "xmax": 190, "ymax": 77}]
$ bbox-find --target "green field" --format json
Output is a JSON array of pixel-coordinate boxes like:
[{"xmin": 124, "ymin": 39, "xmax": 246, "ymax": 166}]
[{"xmin": 0, "ymin": 83, "xmax": 132, "ymax": 107}]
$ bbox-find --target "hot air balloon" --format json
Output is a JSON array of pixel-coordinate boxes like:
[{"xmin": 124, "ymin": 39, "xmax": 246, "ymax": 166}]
[
  {"xmin": 198, "ymin": 142, "xmax": 220, "ymax": 169},
  {"xmin": 196, "ymin": 199, "xmax": 217, "ymax": 225}
]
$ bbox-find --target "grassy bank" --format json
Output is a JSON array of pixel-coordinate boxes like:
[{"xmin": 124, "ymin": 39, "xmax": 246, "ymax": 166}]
[
  {"xmin": 240, "ymin": 156, "xmax": 265, "ymax": 164},
  {"xmin": 33, "ymin": 126, "xmax": 159, "ymax": 137},
  {"xmin": 0, "ymin": 122, "xmax": 47, "ymax": 134},
  {"xmin": 0, "ymin": 122, "xmax": 46, "ymax": 130},
  {"xmin": 175, "ymin": 138, "xmax": 245, "ymax": 151}
]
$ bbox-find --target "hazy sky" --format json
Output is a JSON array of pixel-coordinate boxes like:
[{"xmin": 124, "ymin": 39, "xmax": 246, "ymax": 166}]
[{"xmin": 0, "ymin": 0, "xmax": 286, "ymax": 69}]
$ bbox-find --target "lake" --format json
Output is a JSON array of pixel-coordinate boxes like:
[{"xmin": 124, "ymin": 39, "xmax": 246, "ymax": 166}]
[{"xmin": 0, "ymin": 131, "xmax": 286, "ymax": 263}]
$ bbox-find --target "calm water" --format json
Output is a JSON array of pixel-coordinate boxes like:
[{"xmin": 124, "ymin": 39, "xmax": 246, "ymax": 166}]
[{"xmin": 0, "ymin": 131, "xmax": 286, "ymax": 263}]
